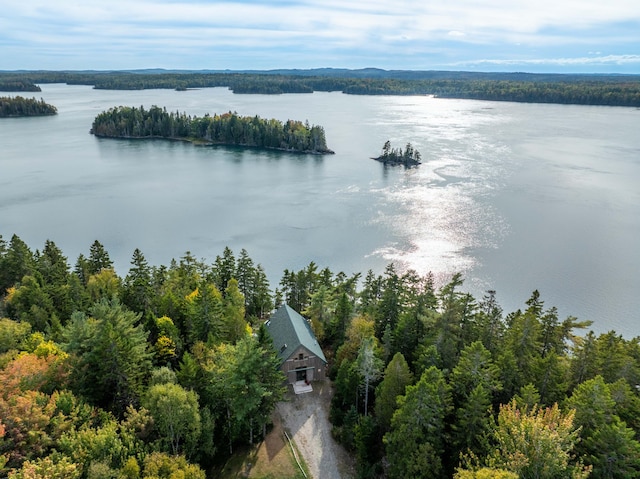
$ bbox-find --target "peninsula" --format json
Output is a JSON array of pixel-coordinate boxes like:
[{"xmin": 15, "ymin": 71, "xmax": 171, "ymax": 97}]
[
  {"xmin": 372, "ymin": 140, "xmax": 422, "ymax": 166},
  {"xmin": 0, "ymin": 96, "xmax": 57, "ymax": 117},
  {"xmin": 90, "ymin": 105, "xmax": 334, "ymax": 154}
]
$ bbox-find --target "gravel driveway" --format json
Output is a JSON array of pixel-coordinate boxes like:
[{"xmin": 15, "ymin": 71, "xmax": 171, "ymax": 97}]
[{"xmin": 276, "ymin": 380, "xmax": 355, "ymax": 479}]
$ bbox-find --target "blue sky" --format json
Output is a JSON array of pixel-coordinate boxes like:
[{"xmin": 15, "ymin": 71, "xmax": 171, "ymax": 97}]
[{"xmin": 1, "ymin": 0, "xmax": 639, "ymax": 73}]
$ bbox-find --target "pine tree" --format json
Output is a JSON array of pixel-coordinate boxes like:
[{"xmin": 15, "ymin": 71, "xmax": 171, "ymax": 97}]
[{"xmin": 384, "ymin": 366, "xmax": 452, "ymax": 479}]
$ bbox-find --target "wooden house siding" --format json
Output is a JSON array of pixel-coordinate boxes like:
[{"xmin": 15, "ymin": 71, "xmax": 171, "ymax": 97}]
[{"xmin": 281, "ymin": 345, "xmax": 327, "ymax": 383}]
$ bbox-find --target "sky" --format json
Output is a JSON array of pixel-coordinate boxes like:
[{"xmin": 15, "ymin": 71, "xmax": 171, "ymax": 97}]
[{"xmin": 1, "ymin": 0, "xmax": 639, "ymax": 73}]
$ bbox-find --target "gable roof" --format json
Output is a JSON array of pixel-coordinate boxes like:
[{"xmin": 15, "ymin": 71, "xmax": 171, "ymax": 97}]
[{"xmin": 266, "ymin": 304, "xmax": 327, "ymax": 365}]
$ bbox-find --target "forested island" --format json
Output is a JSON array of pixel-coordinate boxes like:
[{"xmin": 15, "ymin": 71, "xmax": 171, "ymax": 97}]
[
  {"xmin": 90, "ymin": 105, "xmax": 333, "ymax": 154},
  {"xmin": 2, "ymin": 233, "xmax": 640, "ymax": 478},
  {"xmin": 373, "ymin": 140, "xmax": 422, "ymax": 166},
  {"xmin": 0, "ymin": 96, "xmax": 57, "ymax": 117},
  {"xmin": 1, "ymin": 69, "xmax": 640, "ymax": 106}
]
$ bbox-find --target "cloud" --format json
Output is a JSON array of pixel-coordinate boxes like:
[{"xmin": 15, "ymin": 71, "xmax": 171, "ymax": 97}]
[
  {"xmin": 455, "ymin": 54, "xmax": 640, "ymax": 67},
  {"xmin": 0, "ymin": 0, "xmax": 638, "ymax": 71}
]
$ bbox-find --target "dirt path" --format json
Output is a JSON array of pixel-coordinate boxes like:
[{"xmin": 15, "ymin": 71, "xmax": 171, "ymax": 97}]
[{"xmin": 276, "ymin": 381, "xmax": 355, "ymax": 479}]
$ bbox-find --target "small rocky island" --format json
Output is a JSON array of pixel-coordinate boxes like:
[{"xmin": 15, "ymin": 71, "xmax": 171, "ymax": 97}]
[
  {"xmin": 372, "ymin": 140, "xmax": 421, "ymax": 166},
  {"xmin": 0, "ymin": 96, "xmax": 57, "ymax": 117},
  {"xmin": 91, "ymin": 105, "xmax": 334, "ymax": 154}
]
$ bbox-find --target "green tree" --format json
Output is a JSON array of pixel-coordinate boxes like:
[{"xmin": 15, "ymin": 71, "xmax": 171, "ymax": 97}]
[
  {"xmin": 451, "ymin": 341, "xmax": 502, "ymax": 399},
  {"xmin": 595, "ymin": 332, "xmax": 640, "ymax": 385},
  {"xmin": 0, "ymin": 235, "xmax": 36, "ymax": 293},
  {"xmin": 246, "ymin": 264, "xmax": 272, "ymax": 320},
  {"xmin": 186, "ymin": 281, "xmax": 224, "ymax": 345},
  {"xmin": 223, "ymin": 278, "xmax": 247, "ymax": 343},
  {"xmin": 88, "ymin": 240, "xmax": 113, "ymax": 275},
  {"xmin": 0, "ymin": 317, "xmax": 31, "ymax": 353},
  {"xmin": 374, "ymin": 264, "xmax": 401, "ymax": 339},
  {"xmin": 200, "ymin": 336, "xmax": 284, "ymax": 452},
  {"xmin": 570, "ymin": 331, "xmax": 599, "ymax": 388},
  {"xmin": 211, "ymin": 246, "xmax": 236, "ymax": 293},
  {"xmin": 566, "ymin": 376, "xmax": 640, "ymax": 478},
  {"xmin": 5, "ymin": 275, "xmax": 57, "ymax": 334},
  {"xmin": 57, "ymin": 417, "xmax": 134, "ymax": 476},
  {"xmin": 384, "ymin": 366, "xmax": 452, "ymax": 479},
  {"xmin": 37, "ymin": 240, "xmax": 69, "ymax": 286},
  {"xmin": 86, "ymin": 269, "xmax": 121, "ymax": 302},
  {"xmin": 375, "ymin": 352, "xmax": 413, "ymax": 433},
  {"xmin": 475, "ymin": 289, "xmax": 504, "ymax": 354},
  {"xmin": 65, "ymin": 299, "xmax": 151, "ymax": 415},
  {"xmin": 143, "ymin": 382, "xmax": 201, "ymax": 458},
  {"xmin": 304, "ymin": 284, "xmax": 334, "ymax": 343},
  {"xmin": 432, "ymin": 273, "xmax": 472, "ymax": 372},
  {"xmin": 449, "ymin": 342, "xmax": 501, "ymax": 459},
  {"xmin": 122, "ymin": 248, "xmax": 154, "ymax": 317}
]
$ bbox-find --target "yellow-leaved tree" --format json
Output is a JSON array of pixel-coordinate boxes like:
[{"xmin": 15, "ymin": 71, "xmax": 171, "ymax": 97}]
[{"xmin": 487, "ymin": 401, "xmax": 591, "ymax": 479}]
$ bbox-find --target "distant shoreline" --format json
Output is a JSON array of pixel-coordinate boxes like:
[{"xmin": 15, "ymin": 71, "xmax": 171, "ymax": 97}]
[{"xmin": 2, "ymin": 70, "xmax": 640, "ymax": 107}]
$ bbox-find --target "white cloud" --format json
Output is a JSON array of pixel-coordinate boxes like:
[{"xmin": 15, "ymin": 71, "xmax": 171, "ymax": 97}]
[
  {"xmin": 1, "ymin": 0, "xmax": 638, "ymax": 70},
  {"xmin": 456, "ymin": 54, "xmax": 640, "ymax": 67}
]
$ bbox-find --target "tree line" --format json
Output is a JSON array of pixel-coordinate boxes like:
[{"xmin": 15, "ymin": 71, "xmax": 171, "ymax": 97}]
[
  {"xmin": 0, "ymin": 96, "xmax": 57, "ymax": 117},
  {"xmin": 2, "ymin": 235, "xmax": 640, "ymax": 478},
  {"xmin": 2, "ymin": 70, "xmax": 640, "ymax": 106},
  {"xmin": 0, "ymin": 79, "xmax": 41, "ymax": 92},
  {"xmin": 91, "ymin": 105, "xmax": 333, "ymax": 154}
]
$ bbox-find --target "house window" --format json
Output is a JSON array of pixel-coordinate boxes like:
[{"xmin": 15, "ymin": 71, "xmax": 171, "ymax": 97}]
[{"xmin": 299, "ymin": 353, "xmax": 304, "ymax": 361}]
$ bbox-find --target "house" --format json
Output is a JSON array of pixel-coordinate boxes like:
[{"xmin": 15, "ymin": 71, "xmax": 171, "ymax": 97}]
[{"xmin": 265, "ymin": 304, "xmax": 327, "ymax": 384}]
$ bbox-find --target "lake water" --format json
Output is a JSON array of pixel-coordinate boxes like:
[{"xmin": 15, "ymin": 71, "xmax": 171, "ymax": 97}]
[{"xmin": 1, "ymin": 84, "xmax": 639, "ymax": 335}]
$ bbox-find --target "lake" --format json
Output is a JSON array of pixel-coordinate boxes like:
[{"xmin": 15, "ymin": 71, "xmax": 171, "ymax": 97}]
[{"xmin": 1, "ymin": 84, "xmax": 639, "ymax": 335}]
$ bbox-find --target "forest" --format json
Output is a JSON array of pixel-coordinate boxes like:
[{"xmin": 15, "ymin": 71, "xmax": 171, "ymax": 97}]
[
  {"xmin": 1, "ymin": 234, "xmax": 640, "ymax": 479},
  {"xmin": 1, "ymin": 70, "xmax": 640, "ymax": 106},
  {"xmin": 0, "ymin": 96, "xmax": 57, "ymax": 117},
  {"xmin": 0, "ymin": 79, "xmax": 41, "ymax": 92},
  {"xmin": 90, "ymin": 106, "xmax": 333, "ymax": 154}
]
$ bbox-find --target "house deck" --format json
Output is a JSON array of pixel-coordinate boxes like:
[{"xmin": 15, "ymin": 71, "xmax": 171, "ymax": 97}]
[{"xmin": 292, "ymin": 380, "xmax": 313, "ymax": 395}]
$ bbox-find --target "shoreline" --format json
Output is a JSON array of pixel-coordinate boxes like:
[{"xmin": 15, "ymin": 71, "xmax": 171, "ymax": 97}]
[{"xmin": 91, "ymin": 132, "xmax": 335, "ymax": 155}]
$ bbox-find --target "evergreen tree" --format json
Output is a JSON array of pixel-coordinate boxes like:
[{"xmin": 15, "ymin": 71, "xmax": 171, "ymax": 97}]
[
  {"xmin": 0, "ymin": 235, "xmax": 36, "ymax": 292},
  {"xmin": 186, "ymin": 281, "xmax": 224, "ymax": 345},
  {"xmin": 122, "ymin": 248, "xmax": 154, "ymax": 316},
  {"xmin": 566, "ymin": 376, "xmax": 640, "ymax": 478},
  {"xmin": 384, "ymin": 366, "xmax": 452, "ymax": 479},
  {"xmin": 211, "ymin": 247, "xmax": 236, "ymax": 293},
  {"xmin": 450, "ymin": 341, "xmax": 502, "ymax": 458},
  {"xmin": 375, "ymin": 352, "xmax": 413, "ymax": 433},
  {"xmin": 65, "ymin": 299, "xmax": 152, "ymax": 415},
  {"xmin": 223, "ymin": 278, "xmax": 247, "ymax": 343},
  {"xmin": 88, "ymin": 240, "xmax": 113, "ymax": 275}
]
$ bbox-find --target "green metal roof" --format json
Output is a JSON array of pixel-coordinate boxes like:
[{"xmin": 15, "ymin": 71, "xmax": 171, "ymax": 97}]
[{"xmin": 266, "ymin": 304, "xmax": 327, "ymax": 365}]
